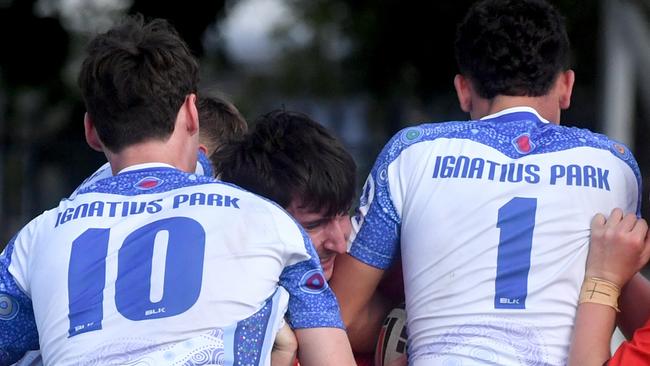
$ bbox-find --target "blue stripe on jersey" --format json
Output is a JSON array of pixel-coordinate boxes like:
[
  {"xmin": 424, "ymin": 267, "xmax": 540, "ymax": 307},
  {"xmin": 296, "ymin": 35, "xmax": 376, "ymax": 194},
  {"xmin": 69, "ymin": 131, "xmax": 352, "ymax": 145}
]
[
  {"xmin": 231, "ymin": 289, "xmax": 286, "ymax": 365},
  {"xmin": 222, "ymin": 324, "xmax": 236, "ymax": 365},
  {"xmin": 350, "ymin": 111, "xmax": 642, "ymax": 270},
  {"xmin": 259, "ymin": 290, "xmax": 285, "ymax": 366},
  {"xmin": 77, "ymin": 167, "xmax": 217, "ymax": 196},
  {"xmin": 0, "ymin": 237, "xmax": 39, "ymax": 365},
  {"xmin": 233, "ymin": 293, "xmax": 273, "ymax": 365}
]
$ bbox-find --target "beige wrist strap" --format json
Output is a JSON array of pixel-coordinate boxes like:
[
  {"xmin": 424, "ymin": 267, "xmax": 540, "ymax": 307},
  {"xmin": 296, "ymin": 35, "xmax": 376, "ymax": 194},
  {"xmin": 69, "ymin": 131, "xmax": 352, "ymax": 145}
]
[{"xmin": 579, "ymin": 277, "xmax": 621, "ymax": 312}]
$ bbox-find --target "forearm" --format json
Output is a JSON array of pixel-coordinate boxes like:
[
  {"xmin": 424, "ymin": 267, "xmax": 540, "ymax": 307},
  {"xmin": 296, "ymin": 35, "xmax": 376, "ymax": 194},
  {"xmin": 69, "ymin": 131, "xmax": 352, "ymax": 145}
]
[
  {"xmin": 568, "ymin": 302, "xmax": 616, "ymax": 366},
  {"xmin": 345, "ymin": 291, "xmax": 391, "ymax": 353},
  {"xmin": 329, "ymin": 253, "xmax": 387, "ymax": 353},
  {"xmin": 271, "ymin": 322, "xmax": 297, "ymax": 366},
  {"xmin": 271, "ymin": 349, "xmax": 297, "ymax": 366},
  {"xmin": 294, "ymin": 328, "xmax": 355, "ymax": 366},
  {"xmin": 618, "ymin": 273, "xmax": 650, "ymax": 338}
]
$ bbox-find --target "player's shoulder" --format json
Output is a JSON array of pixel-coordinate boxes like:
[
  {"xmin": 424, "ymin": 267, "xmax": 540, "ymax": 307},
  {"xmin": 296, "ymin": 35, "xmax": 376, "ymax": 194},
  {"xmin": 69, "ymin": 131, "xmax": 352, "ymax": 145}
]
[
  {"xmin": 220, "ymin": 181, "xmax": 310, "ymax": 252},
  {"xmin": 549, "ymin": 124, "xmax": 637, "ymax": 166},
  {"xmin": 374, "ymin": 120, "xmax": 469, "ymax": 165},
  {"xmin": 69, "ymin": 162, "xmax": 113, "ymax": 199}
]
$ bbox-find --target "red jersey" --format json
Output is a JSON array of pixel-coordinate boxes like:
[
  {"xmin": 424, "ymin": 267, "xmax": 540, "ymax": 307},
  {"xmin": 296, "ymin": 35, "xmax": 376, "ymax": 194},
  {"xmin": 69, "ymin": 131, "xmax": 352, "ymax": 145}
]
[{"xmin": 609, "ymin": 317, "xmax": 650, "ymax": 365}]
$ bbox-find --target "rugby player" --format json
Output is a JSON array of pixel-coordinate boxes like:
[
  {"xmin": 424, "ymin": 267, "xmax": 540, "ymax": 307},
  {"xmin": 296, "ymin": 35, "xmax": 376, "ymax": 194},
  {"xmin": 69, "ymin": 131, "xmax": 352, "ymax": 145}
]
[
  {"xmin": 0, "ymin": 15, "xmax": 354, "ymax": 366},
  {"xmin": 330, "ymin": 0, "xmax": 641, "ymax": 364}
]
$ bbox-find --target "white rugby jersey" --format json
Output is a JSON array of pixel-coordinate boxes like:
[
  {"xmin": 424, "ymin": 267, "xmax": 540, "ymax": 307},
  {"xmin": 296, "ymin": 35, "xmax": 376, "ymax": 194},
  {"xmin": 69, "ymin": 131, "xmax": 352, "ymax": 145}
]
[
  {"xmin": 0, "ymin": 163, "xmax": 342, "ymax": 365},
  {"xmin": 350, "ymin": 107, "xmax": 641, "ymax": 365}
]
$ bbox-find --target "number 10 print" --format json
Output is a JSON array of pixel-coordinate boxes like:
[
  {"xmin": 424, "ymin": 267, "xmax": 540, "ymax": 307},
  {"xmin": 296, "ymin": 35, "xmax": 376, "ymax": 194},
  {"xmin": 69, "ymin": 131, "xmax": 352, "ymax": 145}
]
[{"xmin": 67, "ymin": 217, "xmax": 206, "ymax": 337}]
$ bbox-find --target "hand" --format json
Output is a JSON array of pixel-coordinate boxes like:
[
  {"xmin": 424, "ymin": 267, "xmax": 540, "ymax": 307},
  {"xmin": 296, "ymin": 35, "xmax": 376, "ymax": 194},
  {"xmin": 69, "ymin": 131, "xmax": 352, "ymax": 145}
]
[
  {"xmin": 586, "ymin": 208, "xmax": 650, "ymax": 287},
  {"xmin": 271, "ymin": 322, "xmax": 298, "ymax": 366}
]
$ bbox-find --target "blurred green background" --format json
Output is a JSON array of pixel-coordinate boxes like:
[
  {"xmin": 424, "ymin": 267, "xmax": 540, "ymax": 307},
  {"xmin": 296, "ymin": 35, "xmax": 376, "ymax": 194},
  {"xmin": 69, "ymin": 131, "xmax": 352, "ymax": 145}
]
[{"xmin": 1, "ymin": 0, "xmax": 649, "ymax": 243}]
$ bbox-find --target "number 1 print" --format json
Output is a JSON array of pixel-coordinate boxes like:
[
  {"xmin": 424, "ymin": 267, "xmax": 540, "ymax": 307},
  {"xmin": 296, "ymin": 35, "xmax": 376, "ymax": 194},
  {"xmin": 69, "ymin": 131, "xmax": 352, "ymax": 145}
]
[{"xmin": 495, "ymin": 197, "xmax": 537, "ymax": 309}]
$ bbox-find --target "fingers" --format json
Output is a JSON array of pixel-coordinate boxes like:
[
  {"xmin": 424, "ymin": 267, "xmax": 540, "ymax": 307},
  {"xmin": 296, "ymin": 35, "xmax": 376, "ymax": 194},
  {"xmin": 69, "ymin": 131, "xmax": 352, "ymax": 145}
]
[
  {"xmin": 631, "ymin": 217, "xmax": 648, "ymax": 240},
  {"xmin": 591, "ymin": 213, "xmax": 606, "ymax": 227},
  {"xmin": 591, "ymin": 209, "xmax": 641, "ymax": 235},
  {"xmin": 619, "ymin": 212, "xmax": 639, "ymax": 232},
  {"xmin": 587, "ymin": 210, "xmax": 650, "ymax": 287},
  {"xmin": 605, "ymin": 208, "xmax": 624, "ymax": 228}
]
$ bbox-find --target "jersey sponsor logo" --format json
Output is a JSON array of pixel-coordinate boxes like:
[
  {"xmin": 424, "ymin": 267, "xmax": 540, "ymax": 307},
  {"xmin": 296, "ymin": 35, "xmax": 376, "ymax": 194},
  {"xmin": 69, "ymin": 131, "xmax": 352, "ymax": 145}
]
[
  {"xmin": 499, "ymin": 297, "xmax": 520, "ymax": 305},
  {"xmin": 512, "ymin": 133, "xmax": 535, "ymax": 154},
  {"xmin": 134, "ymin": 176, "xmax": 163, "ymax": 190},
  {"xmin": 0, "ymin": 294, "xmax": 19, "ymax": 320},
  {"xmin": 299, "ymin": 269, "xmax": 328, "ymax": 294}
]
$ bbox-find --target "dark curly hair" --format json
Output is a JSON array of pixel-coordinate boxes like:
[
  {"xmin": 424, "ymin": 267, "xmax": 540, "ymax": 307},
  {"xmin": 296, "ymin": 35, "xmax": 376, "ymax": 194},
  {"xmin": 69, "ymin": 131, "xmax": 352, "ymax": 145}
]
[
  {"xmin": 454, "ymin": 0, "xmax": 570, "ymax": 99},
  {"xmin": 78, "ymin": 14, "xmax": 199, "ymax": 152},
  {"xmin": 213, "ymin": 110, "xmax": 357, "ymax": 217}
]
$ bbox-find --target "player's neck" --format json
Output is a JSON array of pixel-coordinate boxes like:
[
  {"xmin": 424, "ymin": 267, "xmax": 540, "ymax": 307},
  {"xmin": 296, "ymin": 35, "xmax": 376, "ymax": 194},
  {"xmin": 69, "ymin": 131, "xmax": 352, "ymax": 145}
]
[
  {"xmin": 476, "ymin": 95, "xmax": 562, "ymax": 124},
  {"xmin": 106, "ymin": 139, "xmax": 198, "ymax": 175}
]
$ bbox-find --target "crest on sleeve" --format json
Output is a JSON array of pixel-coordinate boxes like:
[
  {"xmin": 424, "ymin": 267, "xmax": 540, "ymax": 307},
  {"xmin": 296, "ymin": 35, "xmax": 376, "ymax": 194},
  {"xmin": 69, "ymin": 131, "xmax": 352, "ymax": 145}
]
[
  {"xmin": 0, "ymin": 294, "xmax": 19, "ymax": 320},
  {"xmin": 613, "ymin": 143, "xmax": 626, "ymax": 155},
  {"xmin": 299, "ymin": 269, "xmax": 328, "ymax": 294}
]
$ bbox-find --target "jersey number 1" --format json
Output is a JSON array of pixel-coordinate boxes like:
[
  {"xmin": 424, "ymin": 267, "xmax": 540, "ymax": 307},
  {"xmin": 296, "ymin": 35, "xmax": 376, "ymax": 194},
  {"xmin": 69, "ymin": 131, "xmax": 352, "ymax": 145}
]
[
  {"xmin": 67, "ymin": 217, "xmax": 205, "ymax": 337},
  {"xmin": 495, "ymin": 197, "xmax": 537, "ymax": 310}
]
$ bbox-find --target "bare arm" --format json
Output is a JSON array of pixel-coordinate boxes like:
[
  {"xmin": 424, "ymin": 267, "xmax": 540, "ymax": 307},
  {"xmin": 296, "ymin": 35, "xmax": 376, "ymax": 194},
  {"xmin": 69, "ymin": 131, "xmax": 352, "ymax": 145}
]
[
  {"xmin": 618, "ymin": 273, "xmax": 650, "ymax": 338},
  {"xmin": 568, "ymin": 302, "xmax": 617, "ymax": 366},
  {"xmin": 329, "ymin": 253, "xmax": 390, "ymax": 353},
  {"xmin": 271, "ymin": 322, "xmax": 297, "ymax": 366},
  {"xmin": 568, "ymin": 209, "xmax": 650, "ymax": 366},
  {"xmin": 294, "ymin": 327, "xmax": 355, "ymax": 366}
]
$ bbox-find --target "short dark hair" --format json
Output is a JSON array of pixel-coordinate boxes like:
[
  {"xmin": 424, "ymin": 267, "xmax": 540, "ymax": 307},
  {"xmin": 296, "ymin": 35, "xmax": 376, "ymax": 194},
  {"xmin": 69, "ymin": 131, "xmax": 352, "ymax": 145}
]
[
  {"xmin": 213, "ymin": 110, "xmax": 357, "ymax": 217},
  {"xmin": 454, "ymin": 0, "xmax": 570, "ymax": 99},
  {"xmin": 198, "ymin": 95, "xmax": 248, "ymax": 157},
  {"xmin": 78, "ymin": 15, "xmax": 199, "ymax": 152}
]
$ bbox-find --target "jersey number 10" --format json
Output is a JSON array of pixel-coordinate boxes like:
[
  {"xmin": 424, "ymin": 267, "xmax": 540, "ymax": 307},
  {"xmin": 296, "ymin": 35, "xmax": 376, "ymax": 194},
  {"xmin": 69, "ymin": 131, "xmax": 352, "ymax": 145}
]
[{"xmin": 67, "ymin": 217, "xmax": 205, "ymax": 337}]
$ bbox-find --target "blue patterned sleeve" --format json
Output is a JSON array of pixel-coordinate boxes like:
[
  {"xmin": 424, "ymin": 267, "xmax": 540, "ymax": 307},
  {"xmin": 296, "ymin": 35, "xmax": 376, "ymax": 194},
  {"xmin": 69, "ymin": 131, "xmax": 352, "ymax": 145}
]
[
  {"xmin": 348, "ymin": 132, "xmax": 405, "ymax": 270},
  {"xmin": 0, "ymin": 238, "xmax": 39, "ymax": 365},
  {"xmin": 279, "ymin": 230, "xmax": 344, "ymax": 330}
]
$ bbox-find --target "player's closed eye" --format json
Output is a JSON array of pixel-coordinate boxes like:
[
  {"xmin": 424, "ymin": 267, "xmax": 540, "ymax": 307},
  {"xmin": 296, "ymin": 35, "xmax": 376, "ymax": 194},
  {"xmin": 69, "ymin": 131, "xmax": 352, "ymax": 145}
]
[{"xmin": 302, "ymin": 219, "xmax": 328, "ymax": 231}]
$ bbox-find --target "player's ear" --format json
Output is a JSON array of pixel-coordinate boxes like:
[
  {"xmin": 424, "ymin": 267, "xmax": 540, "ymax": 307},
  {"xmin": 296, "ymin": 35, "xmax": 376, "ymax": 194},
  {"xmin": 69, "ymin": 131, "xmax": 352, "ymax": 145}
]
[
  {"xmin": 557, "ymin": 69, "xmax": 575, "ymax": 110},
  {"xmin": 182, "ymin": 93, "xmax": 199, "ymax": 136},
  {"xmin": 84, "ymin": 113, "xmax": 103, "ymax": 152},
  {"xmin": 454, "ymin": 74, "xmax": 472, "ymax": 113},
  {"xmin": 198, "ymin": 144, "xmax": 208, "ymax": 155}
]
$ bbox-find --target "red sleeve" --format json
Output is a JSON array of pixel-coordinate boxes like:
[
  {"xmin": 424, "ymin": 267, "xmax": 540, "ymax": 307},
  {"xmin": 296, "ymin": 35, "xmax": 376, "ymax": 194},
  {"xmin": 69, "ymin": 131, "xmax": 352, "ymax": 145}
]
[
  {"xmin": 354, "ymin": 352, "xmax": 374, "ymax": 366},
  {"xmin": 609, "ymin": 317, "xmax": 650, "ymax": 365}
]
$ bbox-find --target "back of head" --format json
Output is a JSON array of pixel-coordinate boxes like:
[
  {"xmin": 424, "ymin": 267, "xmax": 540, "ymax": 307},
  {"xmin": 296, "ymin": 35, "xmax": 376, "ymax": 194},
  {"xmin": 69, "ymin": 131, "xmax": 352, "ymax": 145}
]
[
  {"xmin": 454, "ymin": 0, "xmax": 570, "ymax": 99},
  {"xmin": 197, "ymin": 95, "xmax": 248, "ymax": 157},
  {"xmin": 214, "ymin": 110, "xmax": 357, "ymax": 217},
  {"xmin": 78, "ymin": 14, "xmax": 199, "ymax": 152}
]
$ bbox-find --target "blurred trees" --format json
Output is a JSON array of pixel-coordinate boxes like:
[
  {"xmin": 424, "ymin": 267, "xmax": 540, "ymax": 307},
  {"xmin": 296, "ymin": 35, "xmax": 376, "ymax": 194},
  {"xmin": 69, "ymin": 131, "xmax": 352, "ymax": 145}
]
[{"xmin": 0, "ymin": 0, "xmax": 639, "ymax": 242}]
